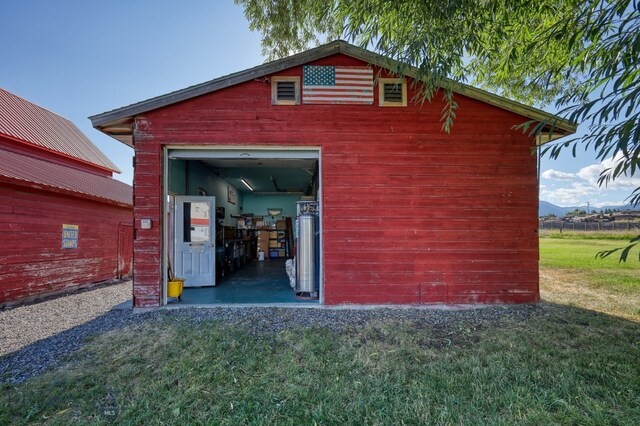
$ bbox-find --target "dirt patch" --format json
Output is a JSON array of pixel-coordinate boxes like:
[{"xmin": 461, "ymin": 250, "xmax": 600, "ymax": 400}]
[{"xmin": 540, "ymin": 269, "xmax": 640, "ymax": 322}]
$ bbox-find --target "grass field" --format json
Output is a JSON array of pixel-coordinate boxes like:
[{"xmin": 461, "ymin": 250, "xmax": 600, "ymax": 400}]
[
  {"xmin": 2, "ymin": 308, "xmax": 639, "ymax": 425},
  {"xmin": 1, "ymin": 233, "xmax": 638, "ymax": 424},
  {"xmin": 540, "ymin": 232, "xmax": 640, "ymax": 321}
]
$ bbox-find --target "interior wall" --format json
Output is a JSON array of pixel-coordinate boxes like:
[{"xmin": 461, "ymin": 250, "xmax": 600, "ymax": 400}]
[
  {"xmin": 242, "ymin": 194, "xmax": 301, "ymax": 222},
  {"xmin": 168, "ymin": 159, "xmax": 186, "ymax": 194},
  {"xmin": 169, "ymin": 159, "xmax": 242, "ymax": 226}
]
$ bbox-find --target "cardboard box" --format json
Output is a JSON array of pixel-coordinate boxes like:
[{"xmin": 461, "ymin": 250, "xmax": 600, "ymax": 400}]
[
  {"xmin": 277, "ymin": 249, "xmax": 286, "ymax": 257},
  {"xmin": 269, "ymin": 231, "xmax": 278, "ymax": 239},
  {"xmin": 276, "ymin": 220, "xmax": 287, "ymax": 230},
  {"xmin": 269, "ymin": 240, "xmax": 279, "ymax": 248}
]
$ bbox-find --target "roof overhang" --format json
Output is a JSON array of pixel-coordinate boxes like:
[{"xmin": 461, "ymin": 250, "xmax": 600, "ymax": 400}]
[
  {"xmin": 95, "ymin": 118, "xmax": 135, "ymax": 147},
  {"xmin": 90, "ymin": 40, "xmax": 577, "ymax": 146}
]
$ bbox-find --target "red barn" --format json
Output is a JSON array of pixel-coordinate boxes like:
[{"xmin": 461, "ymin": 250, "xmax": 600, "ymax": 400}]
[
  {"xmin": 90, "ymin": 41, "xmax": 574, "ymax": 308},
  {"xmin": 0, "ymin": 88, "xmax": 133, "ymax": 305}
]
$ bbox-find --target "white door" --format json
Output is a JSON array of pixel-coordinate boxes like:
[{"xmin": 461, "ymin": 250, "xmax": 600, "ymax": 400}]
[{"xmin": 174, "ymin": 196, "xmax": 216, "ymax": 287}]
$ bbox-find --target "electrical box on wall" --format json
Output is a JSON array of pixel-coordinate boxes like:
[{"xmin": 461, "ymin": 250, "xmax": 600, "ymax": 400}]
[{"xmin": 140, "ymin": 219, "xmax": 152, "ymax": 229}]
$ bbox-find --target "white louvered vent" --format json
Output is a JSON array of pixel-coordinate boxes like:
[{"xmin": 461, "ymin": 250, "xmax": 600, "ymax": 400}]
[{"xmin": 271, "ymin": 77, "xmax": 300, "ymax": 105}]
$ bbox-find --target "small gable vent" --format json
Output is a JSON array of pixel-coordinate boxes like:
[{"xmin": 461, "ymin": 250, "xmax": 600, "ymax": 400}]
[
  {"xmin": 379, "ymin": 78, "xmax": 407, "ymax": 107},
  {"xmin": 277, "ymin": 81, "xmax": 296, "ymax": 101},
  {"xmin": 271, "ymin": 77, "xmax": 300, "ymax": 105},
  {"xmin": 384, "ymin": 84, "xmax": 403, "ymax": 103}
]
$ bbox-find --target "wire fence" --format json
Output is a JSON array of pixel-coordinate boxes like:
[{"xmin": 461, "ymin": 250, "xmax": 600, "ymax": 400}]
[{"xmin": 539, "ymin": 220, "xmax": 640, "ymax": 231}]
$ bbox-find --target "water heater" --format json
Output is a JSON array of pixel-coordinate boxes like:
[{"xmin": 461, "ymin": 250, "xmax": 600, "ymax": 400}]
[{"xmin": 296, "ymin": 202, "xmax": 319, "ymax": 297}]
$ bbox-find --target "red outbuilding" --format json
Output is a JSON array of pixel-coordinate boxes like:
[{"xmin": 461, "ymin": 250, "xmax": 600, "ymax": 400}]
[
  {"xmin": 90, "ymin": 41, "xmax": 575, "ymax": 308},
  {"xmin": 0, "ymin": 88, "xmax": 133, "ymax": 305}
]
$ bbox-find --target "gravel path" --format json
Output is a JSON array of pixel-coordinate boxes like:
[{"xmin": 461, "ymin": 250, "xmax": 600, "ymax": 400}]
[
  {"xmin": 0, "ymin": 281, "xmax": 132, "ymax": 356},
  {"xmin": 0, "ymin": 295, "xmax": 541, "ymax": 384}
]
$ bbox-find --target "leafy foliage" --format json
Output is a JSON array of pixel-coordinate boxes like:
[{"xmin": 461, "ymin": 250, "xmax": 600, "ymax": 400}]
[
  {"xmin": 236, "ymin": 0, "xmax": 640, "ymax": 257},
  {"xmin": 597, "ymin": 235, "xmax": 640, "ymax": 261}
]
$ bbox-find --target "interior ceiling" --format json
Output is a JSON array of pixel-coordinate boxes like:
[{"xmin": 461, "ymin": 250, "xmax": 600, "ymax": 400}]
[{"xmin": 199, "ymin": 158, "xmax": 316, "ymax": 194}]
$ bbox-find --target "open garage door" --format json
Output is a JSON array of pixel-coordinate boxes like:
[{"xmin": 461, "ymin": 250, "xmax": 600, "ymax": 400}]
[{"xmin": 162, "ymin": 147, "xmax": 323, "ymax": 306}]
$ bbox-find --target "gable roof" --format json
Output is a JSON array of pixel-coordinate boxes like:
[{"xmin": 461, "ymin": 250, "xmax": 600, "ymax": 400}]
[
  {"xmin": 90, "ymin": 40, "xmax": 576, "ymax": 146},
  {"xmin": 0, "ymin": 148, "xmax": 132, "ymax": 207},
  {"xmin": 0, "ymin": 88, "xmax": 120, "ymax": 173}
]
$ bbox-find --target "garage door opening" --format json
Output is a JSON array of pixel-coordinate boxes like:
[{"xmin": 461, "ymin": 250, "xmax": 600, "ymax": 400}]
[{"xmin": 164, "ymin": 148, "xmax": 322, "ymax": 305}]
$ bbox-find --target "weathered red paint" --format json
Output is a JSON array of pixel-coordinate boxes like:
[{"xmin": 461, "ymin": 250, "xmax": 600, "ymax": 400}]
[
  {"xmin": 130, "ymin": 53, "xmax": 540, "ymax": 307},
  {"xmin": 0, "ymin": 182, "xmax": 132, "ymax": 305},
  {"xmin": 117, "ymin": 223, "xmax": 134, "ymax": 278}
]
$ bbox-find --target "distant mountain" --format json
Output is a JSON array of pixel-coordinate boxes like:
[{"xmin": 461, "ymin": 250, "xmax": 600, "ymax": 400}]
[
  {"xmin": 539, "ymin": 200, "xmax": 636, "ymax": 217},
  {"xmin": 539, "ymin": 201, "xmax": 568, "ymax": 217}
]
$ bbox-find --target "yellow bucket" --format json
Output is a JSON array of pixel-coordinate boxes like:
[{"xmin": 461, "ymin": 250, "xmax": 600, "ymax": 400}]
[{"xmin": 167, "ymin": 278, "xmax": 185, "ymax": 298}]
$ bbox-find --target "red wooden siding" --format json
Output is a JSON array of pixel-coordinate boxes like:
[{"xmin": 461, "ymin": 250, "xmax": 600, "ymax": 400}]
[
  {"xmin": 0, "ymin": 182, "xmax": 132, "ymax": 304},
  {"xmin": 131, "ymin": 53, "xmax": 540, "ymax": 307},
  {"xmin": 117, "ymin": 223, "xmax": 133, "ymax": 278}
]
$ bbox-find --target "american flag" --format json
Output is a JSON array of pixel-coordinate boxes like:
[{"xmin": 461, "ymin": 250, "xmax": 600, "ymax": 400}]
[{"xmin": 303, "ymin": 66, "xmax": 374, "ymax": 105}]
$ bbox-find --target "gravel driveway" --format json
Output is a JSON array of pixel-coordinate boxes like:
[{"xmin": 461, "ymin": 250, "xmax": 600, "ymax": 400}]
[{"xmin": 0, "ymin": 281, "xmax": 132, "ymax": 356}]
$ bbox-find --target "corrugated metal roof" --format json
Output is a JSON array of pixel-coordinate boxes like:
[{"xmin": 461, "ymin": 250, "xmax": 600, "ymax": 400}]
[
  {"xmin": 0, "ymin": 88, "xmax": 120, "ymax": 173},
  {"xmin": 0, "ymin": 148, "xmax": 132, "ymax": 206}
]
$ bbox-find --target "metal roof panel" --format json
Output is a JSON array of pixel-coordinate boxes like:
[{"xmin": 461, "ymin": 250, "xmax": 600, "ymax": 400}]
[
  {"xmin": 0, "ymin": 148, "xmax": 132, "ymax": 206},
  {"xmin": 0, "ymin": 88, "xmax": 120, "ymax": 173}
]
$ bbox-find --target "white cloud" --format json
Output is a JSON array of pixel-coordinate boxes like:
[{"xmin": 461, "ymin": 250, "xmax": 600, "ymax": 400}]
[
  {"xmin": 541, "ymin": 169, "xmax": 576, "ymax": 180},
  {"xmin": 540, "ymin": 183, "xmax": 599, "ymax": 206},
  {"xmin": 577, "ymin": 154, "xmax": 640, "ymax": 190},
  {"xmin": 590, "ymin": 200, "xmax": 629, "ymax": 208},
  {"xmin": 542, "ymin": 154, "xmax": 639, "ymax": 206}
]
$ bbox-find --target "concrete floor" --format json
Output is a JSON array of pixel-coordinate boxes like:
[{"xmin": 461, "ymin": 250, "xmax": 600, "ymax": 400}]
[{"xmin": 175, "ymin": 259, "xmax": 317, "ymax": 305}]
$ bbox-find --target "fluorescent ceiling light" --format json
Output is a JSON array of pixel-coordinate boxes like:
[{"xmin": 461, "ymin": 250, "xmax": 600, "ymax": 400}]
[{"xmin": 240, "ymin": 178, "xmax": 254, "ymax": 191}]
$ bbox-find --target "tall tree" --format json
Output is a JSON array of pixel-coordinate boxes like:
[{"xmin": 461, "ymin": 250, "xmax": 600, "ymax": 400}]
[{"xmin": 237, "ymin": 0, "xmax": 640, "ymax": 259}]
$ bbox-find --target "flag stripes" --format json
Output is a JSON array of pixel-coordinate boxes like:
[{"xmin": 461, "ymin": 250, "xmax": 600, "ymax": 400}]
[{"xmin": 303, "ymin": 66, "xmax": 374, "ymax": 105}]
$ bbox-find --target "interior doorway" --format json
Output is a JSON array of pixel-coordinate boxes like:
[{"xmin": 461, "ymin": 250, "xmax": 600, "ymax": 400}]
[{"xmin": 163, "ymin": 148, "xmax": 322, "ymax": 306}]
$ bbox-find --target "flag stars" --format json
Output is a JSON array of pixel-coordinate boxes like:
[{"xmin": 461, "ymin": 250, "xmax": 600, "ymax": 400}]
[{"xmin": 304, "ymin": 66, "xmax": 335, "ymax": 86}]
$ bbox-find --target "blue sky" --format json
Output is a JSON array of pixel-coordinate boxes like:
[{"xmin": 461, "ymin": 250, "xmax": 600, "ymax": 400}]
[{"xmin": 1, "ymin": 0, "xmax": 633, "ymax": 207}]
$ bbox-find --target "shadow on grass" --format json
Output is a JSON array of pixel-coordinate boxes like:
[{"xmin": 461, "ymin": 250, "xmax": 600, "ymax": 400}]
[
  {"xmin": 0, "ymin": 309, "xmax": 145, "ymax": 384},
  {"xmin": 1, "ymin": 303, "xmax": 639, "ymax": 424}
]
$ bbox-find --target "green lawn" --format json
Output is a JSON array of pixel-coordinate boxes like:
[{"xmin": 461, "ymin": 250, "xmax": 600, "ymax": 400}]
[
  {"xmin": 1, "ymin": 233, "xmax": 639, "ymax": 424},
  {"xmin": 539, "ymin": 235, "xmax": 640, "ymax": 322},
  {"xmin": 540, "ymin": 237, "xmax": 640, "ymax": 290},
  {"xmin": 2, "ymin": 309, "xmax": 639, "ymax": 425}
]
